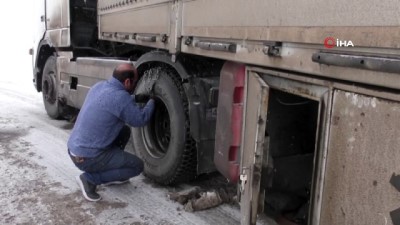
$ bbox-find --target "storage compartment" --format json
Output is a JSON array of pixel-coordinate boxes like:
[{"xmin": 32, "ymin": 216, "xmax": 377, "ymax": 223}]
[{"xmin": 262, "ymin": 89, "xmax": 319, "ymax": 224}]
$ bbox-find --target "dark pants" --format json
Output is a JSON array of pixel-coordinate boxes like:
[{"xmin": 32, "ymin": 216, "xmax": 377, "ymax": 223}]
[{"xmin": 69, "ymin": 126, "xmax": 144, "ymax": 185}]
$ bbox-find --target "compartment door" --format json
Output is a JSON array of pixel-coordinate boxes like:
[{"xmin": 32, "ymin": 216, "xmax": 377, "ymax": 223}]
[
  {"xmin": 320, "ymin": 90, "xmax": 400, "ymax": 225},
  {"xmin": 240, "ymin": 71, "xmax": 269, "ymax": 225}
]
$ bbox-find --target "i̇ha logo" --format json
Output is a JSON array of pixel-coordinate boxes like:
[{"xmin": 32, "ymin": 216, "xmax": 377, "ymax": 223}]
[{"xmin": 324, "ymin": 37, "xmax": 354, "ymax": 48}]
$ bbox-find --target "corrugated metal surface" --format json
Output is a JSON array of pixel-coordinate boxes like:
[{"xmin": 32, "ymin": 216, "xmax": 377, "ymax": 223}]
[
  {"xmin": 99, "ymin": 4, "xmax": 170, "ymax": 34},
  {"xmin": 321, "ymin": 90, "xmax": 400, "ymax": 225},
  {"xmin": 98, "ymin": 0, "xmax": 174, "ymax": 51},
  {"xmin": 181, "ymin": 0, "xmax": 400, "ymax": 48},
  {"xmin": 182, "ymin": 0, "xmax": 400, "ymax": 27},
  {"xmin": 95, "ymin": 0, "xmax": 400, "ymax": 90}
]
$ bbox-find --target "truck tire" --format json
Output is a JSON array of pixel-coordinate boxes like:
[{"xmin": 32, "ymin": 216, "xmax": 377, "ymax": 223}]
[
  {"xmin": 42, "ymin": 56, "xmax": 62, "ymax": 119},
  {"xmin": 131, "ymin": 67, "xmax": 197, "ymax": 185}
]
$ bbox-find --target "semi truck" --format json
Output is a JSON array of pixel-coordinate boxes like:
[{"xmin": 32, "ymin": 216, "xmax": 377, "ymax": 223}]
[{"xmin": 31, "ymin": 0, "xmax": 400, "ymax": 224}]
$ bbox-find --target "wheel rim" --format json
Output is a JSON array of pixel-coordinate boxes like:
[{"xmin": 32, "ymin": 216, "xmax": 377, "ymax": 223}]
[
  {"xmin": 43, "ymin": 72, "xmax": 57, "ymax": 104},
  {"xmin": 142, "ymin": 97, "xmax": 171, "ymax": 158}
]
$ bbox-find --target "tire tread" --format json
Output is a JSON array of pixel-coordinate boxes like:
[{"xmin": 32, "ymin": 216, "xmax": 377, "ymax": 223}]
[{"xmin": 142, "ymin": 67, "xmax": 197, "ymax": 185}]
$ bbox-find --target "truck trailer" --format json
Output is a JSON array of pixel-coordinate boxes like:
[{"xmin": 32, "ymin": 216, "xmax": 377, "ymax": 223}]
[{"xmin": 31, "ymin": 0, "xmax": 400, "ymax": 224}]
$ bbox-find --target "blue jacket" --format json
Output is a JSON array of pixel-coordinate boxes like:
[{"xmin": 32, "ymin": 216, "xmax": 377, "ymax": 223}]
[{"xmin": 68, "ymin": 77, "xmax": 155, "ymax": 157}]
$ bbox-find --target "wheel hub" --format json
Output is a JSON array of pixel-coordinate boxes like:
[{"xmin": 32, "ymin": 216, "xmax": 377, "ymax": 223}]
[
  {"xmin": 143, "ymin": 98, "xmax": 171, "ymax": 158},
  {"xmin": 43, "ymin": 73, "xmax": 56, "ymax": 104}
]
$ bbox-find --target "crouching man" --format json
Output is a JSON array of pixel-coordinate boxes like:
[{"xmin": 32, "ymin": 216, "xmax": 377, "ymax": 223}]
[{"xmin": 67, "ymin": 63, "xmax": 154, "ymax": 201}]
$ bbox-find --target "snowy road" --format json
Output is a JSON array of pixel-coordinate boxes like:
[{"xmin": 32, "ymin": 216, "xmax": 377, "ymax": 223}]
[{"xmin": 0, "ymin": 78, "xmax": 246, "ymax": 225}]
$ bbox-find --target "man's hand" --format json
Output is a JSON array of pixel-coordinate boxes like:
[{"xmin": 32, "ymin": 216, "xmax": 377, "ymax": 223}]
[
  {"xmin": 134, "ymin": 77, "xmax": 157, "ymax": 102},
  {"xmin": 135, "ymin": 94, "xmax": 150, "ymax": 103}
]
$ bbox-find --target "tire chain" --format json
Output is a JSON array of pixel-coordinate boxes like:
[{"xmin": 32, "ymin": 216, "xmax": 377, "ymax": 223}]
[{"xmin": 146, "ymin": 67, "xmax": 197, "ymax": 184}]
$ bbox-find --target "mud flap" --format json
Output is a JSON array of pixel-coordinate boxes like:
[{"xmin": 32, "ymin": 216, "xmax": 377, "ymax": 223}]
[{"xmin": 240, "ymin": 71, "xmax": 269, "ymax": 225}]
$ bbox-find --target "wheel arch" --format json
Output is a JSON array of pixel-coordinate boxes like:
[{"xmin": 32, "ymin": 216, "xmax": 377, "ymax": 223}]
[
  {"xmin": 34, "ymin": 39, "xmax": 56, "ymax": 92},
  {"xmin": 135, "ymin": 51, "xmax": 189, "ymax": 80}
]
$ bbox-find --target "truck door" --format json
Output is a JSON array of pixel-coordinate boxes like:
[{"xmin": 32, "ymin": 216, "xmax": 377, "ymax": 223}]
[
  {"xmin": 32, "ymin": 0, "xmax": 46, "ymax": 66},
  {"xmin": 33, "ymin": 0, "xmax": 46, "ymax": 41},
  {"xmin": 240, "ymin": 70, "xmax": 269, "ymax": 225},
  {"xmin": 45, "ymin": 0, "xmax": 70, "ymax": 47},
  {"xmin": 45, "ymin": 0, "xmax": 69, "ymax": 30}
]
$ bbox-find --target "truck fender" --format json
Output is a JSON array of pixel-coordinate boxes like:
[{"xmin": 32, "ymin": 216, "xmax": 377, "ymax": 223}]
[
  {"xmin": 135, "ymin": 51, "xmax": 202, "ymax": 142},
  {"xmin": 34, "ymin": 38, "xmax": 56, "ymax": 92},
  {"xmin": 135, "ymin": 51, "xmax": 189, "ymax": 79}
]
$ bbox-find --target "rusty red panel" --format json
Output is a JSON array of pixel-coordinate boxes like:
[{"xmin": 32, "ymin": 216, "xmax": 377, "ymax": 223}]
[{"xmin": 214, "ymin": 61, "xmax": 245, "ymax": 183}]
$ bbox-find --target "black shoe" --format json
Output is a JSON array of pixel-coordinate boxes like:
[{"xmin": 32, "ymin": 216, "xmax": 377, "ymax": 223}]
[{"xmin": 76, "ymin": 174, "xmax": 101, "ymax": 202}]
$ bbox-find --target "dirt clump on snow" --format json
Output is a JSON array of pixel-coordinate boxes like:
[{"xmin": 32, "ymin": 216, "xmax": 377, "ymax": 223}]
[{"xmin": 168, "ymin": 173, "xmax": 237, "ymax": 212}]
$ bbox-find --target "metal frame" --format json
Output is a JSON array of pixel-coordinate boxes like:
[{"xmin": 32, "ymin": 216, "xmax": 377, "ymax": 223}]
[
  {"xmin": 240, "ymin": 70, "xmax": 269, "ymax": 225},
  {"xmin": 244, "ymin": 66, "xmax": 332, "ymax": 225}
]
